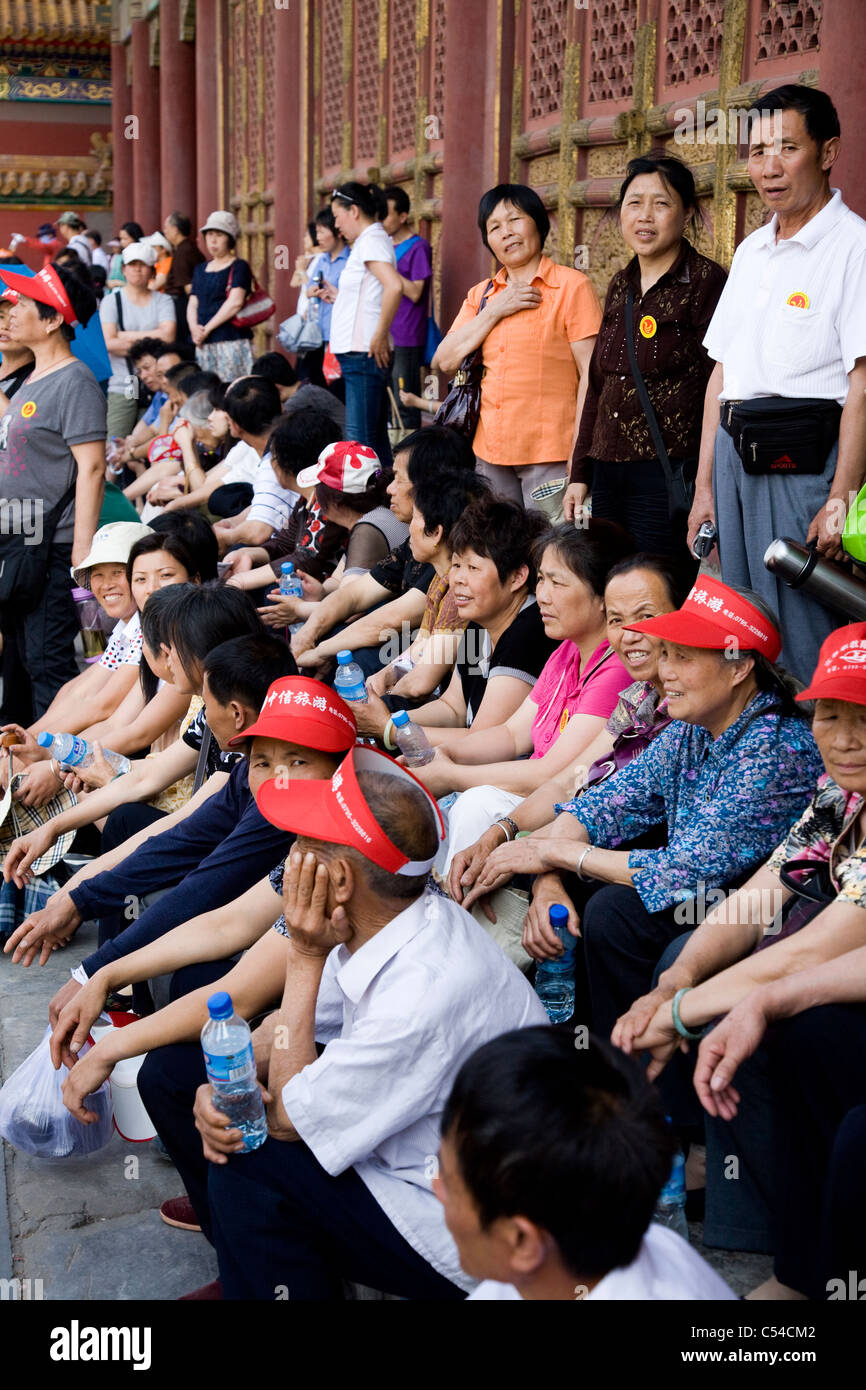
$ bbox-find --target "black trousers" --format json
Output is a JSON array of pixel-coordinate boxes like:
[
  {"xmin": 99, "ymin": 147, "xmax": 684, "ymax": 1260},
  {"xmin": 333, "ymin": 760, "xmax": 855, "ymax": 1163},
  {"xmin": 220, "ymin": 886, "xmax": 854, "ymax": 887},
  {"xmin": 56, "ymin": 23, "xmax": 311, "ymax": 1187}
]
[
  {"xmin": 581, "ymin": 882, "xmax": 691, "ymax": 1040},
  {"xmin": 765, "ymin": 1004, "xmax": 866, "ymax": 1299},
  {"xmin": 589, "ymin": 457, "xmax": 699, "ymax": 585},
  {"xmin": 0, "ymin": 542, "xmax": 80, "ymax": 724},
  {"xmin": 139, "ymin": 1039, "xmax": 465, "ymax": 1301},
  {"xmin": 390, "ymin": 344, "xmax": 423, "ymax": 429}
]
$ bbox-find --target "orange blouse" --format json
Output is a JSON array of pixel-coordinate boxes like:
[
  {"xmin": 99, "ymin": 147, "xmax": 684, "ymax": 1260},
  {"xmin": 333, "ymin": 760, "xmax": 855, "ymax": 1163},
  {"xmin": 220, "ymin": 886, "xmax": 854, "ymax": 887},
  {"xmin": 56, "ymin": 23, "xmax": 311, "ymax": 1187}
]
[{"xmin": 448, "ymin": 256, "xmax": 601, "ymax": 466}]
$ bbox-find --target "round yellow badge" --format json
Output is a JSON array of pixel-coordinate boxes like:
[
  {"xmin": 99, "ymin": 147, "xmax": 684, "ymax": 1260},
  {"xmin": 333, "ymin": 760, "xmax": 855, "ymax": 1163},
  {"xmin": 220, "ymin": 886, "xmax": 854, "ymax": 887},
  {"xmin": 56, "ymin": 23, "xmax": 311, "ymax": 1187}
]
[
  {"xmin": 639, "ymin": 315, "xmax": 657, "ymax": 339},
  {"xmin": 20, "ymin": 401, "xmax": 36, "ymax": 418},
  {"xmin": 559, "ymin": 708, "xmax": 570, "ymax": 733},
  {"xmin": 786, "ymin": 291, "xmax": 810, "ymax": 309}
]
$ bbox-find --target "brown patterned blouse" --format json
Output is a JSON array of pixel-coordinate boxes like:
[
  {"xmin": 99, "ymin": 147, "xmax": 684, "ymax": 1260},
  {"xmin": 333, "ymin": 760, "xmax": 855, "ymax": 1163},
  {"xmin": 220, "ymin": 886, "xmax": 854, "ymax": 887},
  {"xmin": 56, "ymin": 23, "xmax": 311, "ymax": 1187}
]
[{"xmin": 569, "ymin": 240, "xmax": 727, "ymax": 486}]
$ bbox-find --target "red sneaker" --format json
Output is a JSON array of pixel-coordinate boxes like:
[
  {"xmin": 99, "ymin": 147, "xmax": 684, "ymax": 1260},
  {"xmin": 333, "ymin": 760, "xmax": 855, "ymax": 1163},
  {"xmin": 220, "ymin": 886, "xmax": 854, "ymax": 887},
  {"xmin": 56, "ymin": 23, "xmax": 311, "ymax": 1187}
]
[
  {"xmin": 178, "ymin": 1280, "xmax": 223, "ymax": 1301},
  {"xmin": 160, "ymin": 1195, "xmax": 202, "ymax": 1232}
]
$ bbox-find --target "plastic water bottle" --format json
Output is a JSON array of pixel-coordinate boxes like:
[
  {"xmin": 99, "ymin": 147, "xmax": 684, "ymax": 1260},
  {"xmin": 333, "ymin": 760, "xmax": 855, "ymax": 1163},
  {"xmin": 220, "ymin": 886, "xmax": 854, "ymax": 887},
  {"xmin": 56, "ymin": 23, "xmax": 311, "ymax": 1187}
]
[
  {"xmin": 535, "ymin": 904, "xmax": 575, "ymax": 1022},
  {"xmin": 333, "ymin": 649, "xmax": 368, "ymax": 703},
  {"xmin": 200, "ymin": 991, "xmax": 267, "ymax": 1153},
  {"xmin": 654, "ymin": 1134, "xmax": 689, "ymax": 1241},
  {"xmin": 391, "ymin": 708, "xmax": 434, "ymax": 766},
  {"xmin": 37, "ymin": 732, "xmax": 131, "ymax": 777},
  {"xmin": 279, "ymin": 561, "xmax": 303, "ymax": 599}
]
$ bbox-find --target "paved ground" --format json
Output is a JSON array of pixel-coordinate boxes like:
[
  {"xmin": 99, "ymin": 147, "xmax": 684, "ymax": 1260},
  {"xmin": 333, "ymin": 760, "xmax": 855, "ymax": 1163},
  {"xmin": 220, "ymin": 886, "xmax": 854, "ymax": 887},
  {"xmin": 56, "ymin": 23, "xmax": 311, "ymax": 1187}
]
[{"xmin": 0, "ymin": 918, "xmax": 772, "ymax": 1301}]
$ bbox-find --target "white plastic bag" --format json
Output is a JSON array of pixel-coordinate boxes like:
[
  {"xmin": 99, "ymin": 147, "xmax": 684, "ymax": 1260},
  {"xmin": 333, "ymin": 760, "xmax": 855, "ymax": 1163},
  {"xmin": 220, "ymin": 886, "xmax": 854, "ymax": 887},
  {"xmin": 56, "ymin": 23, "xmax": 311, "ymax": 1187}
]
[{"xmin": 0, "ymin": 1025, "xmax": 114, "ymax": 1158}]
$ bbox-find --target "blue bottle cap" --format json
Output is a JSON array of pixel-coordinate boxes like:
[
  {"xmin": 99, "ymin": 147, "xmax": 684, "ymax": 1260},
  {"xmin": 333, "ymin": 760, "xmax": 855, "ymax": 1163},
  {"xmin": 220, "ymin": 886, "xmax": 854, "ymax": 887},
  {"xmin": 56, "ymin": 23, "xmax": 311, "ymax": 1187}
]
[
  {"xmin": 391, "ymin": 709, "xmax": 410, "ymax": 726},
  {"xmin": 207, "ymin": 991, "xmax": 233, "ymax": 1020},
  {"xmin": 336, "ymin": 649, "xmax": 352, "ymax": 664},
  {"xmin": 281, "ymin": 562, "xmax": 293, "ymax": 574},
  {"xmin": 36, "ymin": 732, "xmax": 53, "ymax": 749},
  {"xmin": 549, "ymin": 904, "xmax": 569, "ymax": 928}
]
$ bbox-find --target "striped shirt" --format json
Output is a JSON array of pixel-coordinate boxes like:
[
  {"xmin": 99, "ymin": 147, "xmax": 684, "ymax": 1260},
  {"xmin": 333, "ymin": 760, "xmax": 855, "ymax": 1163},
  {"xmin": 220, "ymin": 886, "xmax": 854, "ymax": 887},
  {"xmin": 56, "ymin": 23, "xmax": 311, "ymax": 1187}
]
[
  {"xmin": 703, "ymin": 189, "xmax": 866, "ymax": 406},
  {"xmin": 246, "ymin": 450, "xmax": 300, "ymax": 532}
]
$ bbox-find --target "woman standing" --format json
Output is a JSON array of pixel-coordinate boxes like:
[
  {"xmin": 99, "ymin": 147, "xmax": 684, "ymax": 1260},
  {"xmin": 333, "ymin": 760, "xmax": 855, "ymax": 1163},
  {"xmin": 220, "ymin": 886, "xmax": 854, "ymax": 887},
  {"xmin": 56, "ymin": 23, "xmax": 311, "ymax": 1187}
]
[
  {"xmin": 329, "ymin": 183, "xmax": 403, "ymax": 466},
  {"xmin": 434, "ymin": 183, "xmax": 601, "ymax": 507},
  {"xmin": 188, "ymin": 211, "xmax": 255, "ymax": 380},
  {"xmin": 299, "ymin": 208, "xmax": 350, "ymax": 389},
  {"xmin": 107, "ymin": 222, "xmax": 145, "ymax": 289},
  {"xmin": 564, "ymin": 153, "xmax": 727, "ymax": 575},
  {"xmin": 99, "ymin": 242, "xmax": 176, "ymax": 437}
]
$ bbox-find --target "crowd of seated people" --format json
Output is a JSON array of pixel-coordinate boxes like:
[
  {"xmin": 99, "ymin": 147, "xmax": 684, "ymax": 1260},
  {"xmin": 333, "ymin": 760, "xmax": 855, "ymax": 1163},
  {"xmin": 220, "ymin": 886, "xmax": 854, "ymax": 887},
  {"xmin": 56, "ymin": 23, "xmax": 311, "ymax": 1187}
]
[{"xmin": 1, "ymin": 83, "xmax": 865, "ymax": 1304}]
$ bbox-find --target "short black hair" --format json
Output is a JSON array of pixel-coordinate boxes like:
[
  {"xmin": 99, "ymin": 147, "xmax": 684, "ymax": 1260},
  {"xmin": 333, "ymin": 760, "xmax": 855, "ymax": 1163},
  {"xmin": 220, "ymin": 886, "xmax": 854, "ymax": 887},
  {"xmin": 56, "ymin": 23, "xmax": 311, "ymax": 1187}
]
[
  {"xmin": 252, "ymin": 351, "xmax": 298, "ymax": 388},
  {"xmin": 167, "ymin": 211, "xmax": 192, "ymax": 238},
  {"xmin": 316, "ymin": 468, "xmax": 393, "ymax": 517},
  {"xmin": 142, "ymin": 511, "xmax": 220, "ymax": 581},
  {"xmin": 120, "ymin": 221, "xmax": 145, "ymax": 241},
  {"xmin": 412, "ymin": 470, "xmax": 489, "ymax": 544},
  {"xmin": 605, "ymin": 552, "xmax": 691, "ymax": 611},
  {"xmin": 164, "ymin": 360, "xmax": 200, "ymax": 388},
  {"xmin": 754, "ymin": 83, "xmax": 840, "ymax": 147},
  {"xmin": 269, "ymin": 408, "xmax": 342, "ymax": 483},
  {"xmin": 534, "ymin": 519, "xmax": 635, "ymax": 599},
  {"xmin": 163, "ymin": 583, "xmax": 264, "ymax": 685},
  {"xmin": 450, "ymin": 494, "xmax": 547, "ymax": 586},
  {"xmin": 223, "ymin": 377, "xmax": 282, "ymax": 435},
  {"xmin": 138, "ymin": 584, "xmax": 180, "ymax": 704},
  {"xmin": 307, "ymin": 220, "xmax": 318, "ymax": 244},
  {"xmin": 320, "ymin": 769, "xmax": 438, "ymax": 903},
  {"xmin": 203, "ymin": 633, "xmax": 297, "ymax": 711},
  {"xmin": 477, "ymin": 183, "xmax": 550, "ymax": 254},
  {"xmin": 331, "ymin": 181, "xmax": 387, "ymax": 221},
  {"xmin": 128, "ymin": 336, "xmax": 169, "ymax": 366},
  {"xmin": 314, "ymin": 207, "xmax": 338, "ymax": 235},
  {"xmin": 442, "ymin": 1029, "xmax": 675, "ymax": 1281},
  {"xmin": 618, "ymin": 152, "xmax": 697, "ymax": 214},
  {"xmin": 85, "ymin": 229, "xmax": 102, "ymax": 246},
  {"xmin": 396, "ymin": 425, "xmax": 476, "ymax": 488},
  {"xmin": 383, "ymin": 185, "xmax": 411, "ymax": 216},
  {"xmin": 175, "ymin": 369, "xmax": 222, "ymax": 402},
  {"xmin": 34, "ymin": 262, "xmax": 97, "ymax": 336}
]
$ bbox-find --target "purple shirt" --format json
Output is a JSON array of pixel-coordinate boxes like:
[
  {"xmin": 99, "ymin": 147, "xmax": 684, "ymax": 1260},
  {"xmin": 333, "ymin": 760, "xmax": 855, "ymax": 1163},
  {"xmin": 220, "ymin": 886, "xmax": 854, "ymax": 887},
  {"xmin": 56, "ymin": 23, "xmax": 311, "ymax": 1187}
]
[{"xmin": 392, "ymin": 236, "xmax": 432, "ymax": 347}]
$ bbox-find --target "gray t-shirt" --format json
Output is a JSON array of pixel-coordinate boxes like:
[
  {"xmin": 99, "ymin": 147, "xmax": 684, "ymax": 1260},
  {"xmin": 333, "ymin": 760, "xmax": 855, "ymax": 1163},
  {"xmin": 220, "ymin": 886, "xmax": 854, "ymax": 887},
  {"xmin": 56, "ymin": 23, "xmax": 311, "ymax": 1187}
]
[
  {"xmin": 283, "ymin": 382, "xmax": 346, "ymax": 432},
  {"xmin": 0, "ymin": 358, "xmax": 107, "ymax": 544},
  {"xmin": 99, "ymin": 288, "xmax": 175, "ymax": 394}
]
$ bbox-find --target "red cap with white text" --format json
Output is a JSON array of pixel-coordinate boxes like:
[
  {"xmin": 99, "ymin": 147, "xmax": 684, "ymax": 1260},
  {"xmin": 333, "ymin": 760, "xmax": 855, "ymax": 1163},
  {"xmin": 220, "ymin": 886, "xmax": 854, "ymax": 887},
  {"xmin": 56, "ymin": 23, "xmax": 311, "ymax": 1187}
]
[
  {"xmin": 625, "ymin": 574, "xmax": 782, "ymax": 662},
  {"xmin": 0, "ymin": 263, "xmax": 78, "ymax": 327},
  {"xmin": 228, "ymin": 676, "xmax": 357, "ymax": 753},
  {"xmin": 796, "ymin": 624, "xmax": 866, "ymax": 704}
]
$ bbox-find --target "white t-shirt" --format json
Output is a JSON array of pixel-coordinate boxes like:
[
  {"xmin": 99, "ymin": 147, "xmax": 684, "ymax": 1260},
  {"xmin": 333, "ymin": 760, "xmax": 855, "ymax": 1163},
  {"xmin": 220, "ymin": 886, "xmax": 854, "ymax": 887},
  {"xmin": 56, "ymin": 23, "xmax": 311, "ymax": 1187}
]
[
  {"xmin": 99, "ymin": 289, "xmax": 176, "ymax": 394},
  {"xmin": 220, "ymin": 439, "xmax": 260, "ymax": 487},
  {"xmin": 246, "ymin": 450, "xmax": 299, "ymax": 532},
  {"xmin": 281, "ymin": 888, "xmax": 549, "ymax": 1293},
  {"xmin": 67, "ymin": 231, "xmax": 93, "ymax": 267},
  {"xmin": 467, "ymin": 1223, "xmax": 738, "ymax": 1300},
  {"xmin": 329, "ymin": 222, "xmax": 397, "ymax": 355},
  {"xmin": 703, "ymin": 189, "xmax": 866, "ymax": 406}
]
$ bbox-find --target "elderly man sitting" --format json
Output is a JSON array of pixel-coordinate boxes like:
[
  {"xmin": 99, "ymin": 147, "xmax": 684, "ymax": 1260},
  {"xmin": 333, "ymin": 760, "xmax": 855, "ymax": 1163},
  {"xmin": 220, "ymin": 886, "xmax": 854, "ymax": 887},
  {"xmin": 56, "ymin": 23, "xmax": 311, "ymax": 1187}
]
[{"xmin": 155, "ymin": 747, "xmax": 547, "ymax": 1300}]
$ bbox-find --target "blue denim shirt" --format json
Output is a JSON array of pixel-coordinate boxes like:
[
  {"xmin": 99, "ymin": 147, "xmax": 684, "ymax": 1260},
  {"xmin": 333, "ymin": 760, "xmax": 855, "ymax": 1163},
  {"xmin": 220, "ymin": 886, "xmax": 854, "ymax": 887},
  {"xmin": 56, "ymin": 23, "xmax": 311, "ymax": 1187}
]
[
  {"xmin": 307, "ymin": 246, "xmax": 350, "ymax": 341},
  {"xmin": 557, "ymin": 691, "xmax": 823, "ymax": 913}
]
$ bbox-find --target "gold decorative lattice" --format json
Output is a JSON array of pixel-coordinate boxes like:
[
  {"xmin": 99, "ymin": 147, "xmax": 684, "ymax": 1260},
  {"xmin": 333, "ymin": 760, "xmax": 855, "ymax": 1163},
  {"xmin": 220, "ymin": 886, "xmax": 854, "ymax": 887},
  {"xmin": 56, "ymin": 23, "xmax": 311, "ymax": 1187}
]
[
  {"xmin": 589, "ymin": 0, "xmax": 638, "ymax": 104},
  {"xmin": 664, "ymin": 1, "xmax": 725, "ymax": 86},
  {"xmin": 527, "ymin": 0, "xmax": 568, "ymax": 122},
  {"xmin": 756, "ymin": 0, "xmax": 822, "ymax": 59}
]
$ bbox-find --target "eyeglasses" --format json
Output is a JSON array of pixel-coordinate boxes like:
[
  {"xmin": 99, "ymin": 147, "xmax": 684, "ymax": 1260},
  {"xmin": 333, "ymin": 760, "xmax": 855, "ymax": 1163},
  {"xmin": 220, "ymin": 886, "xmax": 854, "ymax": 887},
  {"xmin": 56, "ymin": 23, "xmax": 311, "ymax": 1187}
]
[{"xmin": 330, "ymin": 190, "xmax": 354, "ymax": 205}]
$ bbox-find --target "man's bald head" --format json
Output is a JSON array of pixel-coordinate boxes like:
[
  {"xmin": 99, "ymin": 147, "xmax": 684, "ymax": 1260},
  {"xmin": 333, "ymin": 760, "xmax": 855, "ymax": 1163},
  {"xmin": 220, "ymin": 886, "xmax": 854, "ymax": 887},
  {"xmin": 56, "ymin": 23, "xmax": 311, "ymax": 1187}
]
[{"xmin": 301, "ymin": 769, "xmax": 439, "ymax": 901}]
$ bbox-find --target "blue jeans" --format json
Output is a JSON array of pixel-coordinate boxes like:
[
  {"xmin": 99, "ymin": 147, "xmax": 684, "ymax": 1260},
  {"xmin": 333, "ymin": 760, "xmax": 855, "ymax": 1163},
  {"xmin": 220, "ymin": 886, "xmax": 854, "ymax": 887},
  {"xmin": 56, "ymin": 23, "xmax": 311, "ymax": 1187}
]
[{"xmin": 337, "ymin": 351, "xmax": 393, "ymax": 466}]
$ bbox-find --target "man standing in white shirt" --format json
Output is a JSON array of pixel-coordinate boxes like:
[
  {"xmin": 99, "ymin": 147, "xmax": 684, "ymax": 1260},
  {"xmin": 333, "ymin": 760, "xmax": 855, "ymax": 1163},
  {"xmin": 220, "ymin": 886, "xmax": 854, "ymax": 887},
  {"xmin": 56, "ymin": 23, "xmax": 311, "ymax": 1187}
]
[
  {"xmin": 689, "ymin": 85, "xmax": 866, "ymax": 682},
  {"xmin": 55, "ymin": 210, "xmax": 93, "ymax": 268},
  {"xmin": 435, "ymin": 1028, "xmax": 735, "ymax": 1301},
  {"xmin": 187, "ymin": 746, "xmax": 547, "ymax": 1299}
]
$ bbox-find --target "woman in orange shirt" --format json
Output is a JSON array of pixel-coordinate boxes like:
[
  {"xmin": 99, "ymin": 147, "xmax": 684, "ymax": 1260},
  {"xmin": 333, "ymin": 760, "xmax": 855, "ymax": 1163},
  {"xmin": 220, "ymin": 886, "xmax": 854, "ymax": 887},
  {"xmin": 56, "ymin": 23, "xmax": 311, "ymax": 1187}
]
[{"xmin": 433, "ymin": 183, "xmax": 601, "ymax": 507}]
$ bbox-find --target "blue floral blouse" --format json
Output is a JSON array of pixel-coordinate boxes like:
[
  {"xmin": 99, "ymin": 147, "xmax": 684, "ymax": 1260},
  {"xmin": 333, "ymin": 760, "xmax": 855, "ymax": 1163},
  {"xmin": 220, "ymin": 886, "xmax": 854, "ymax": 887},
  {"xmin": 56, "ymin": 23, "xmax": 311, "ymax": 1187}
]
[{"xmin": 556, "ymin": 691, "xmax": 823, "ymax": 913}]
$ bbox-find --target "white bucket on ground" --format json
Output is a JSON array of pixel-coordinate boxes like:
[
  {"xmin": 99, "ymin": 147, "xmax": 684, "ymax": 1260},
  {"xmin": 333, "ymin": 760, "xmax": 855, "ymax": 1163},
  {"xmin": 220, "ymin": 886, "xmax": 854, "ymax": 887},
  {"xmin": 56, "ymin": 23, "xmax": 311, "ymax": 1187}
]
[{"xmin": 89, "ymin": 1015, "xmax": 157, "ymax": 1143}]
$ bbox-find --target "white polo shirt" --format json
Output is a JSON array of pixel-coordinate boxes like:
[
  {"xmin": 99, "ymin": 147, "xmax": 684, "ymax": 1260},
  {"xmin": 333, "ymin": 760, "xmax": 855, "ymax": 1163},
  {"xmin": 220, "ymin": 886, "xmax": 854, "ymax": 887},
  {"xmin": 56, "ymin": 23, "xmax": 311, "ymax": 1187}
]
[
  {"xmin": 281, "ymin": 887, "xmax": 549, "ymax": 1293},
  {"xmin": 468, "ymin": 1222, "xmax": 737, "ymax": 1300},
  {"xmin": 703, "ymin": 189, "xmax": 866, "ymax": 406},
  {"xmin": 220, "ymin": 439, "xmax": 260, "ymax": 487},
  {"xmin": 246, "ymin": 449, "xmax": 299, "ymax": 532},
  {"xmin": 329, "ymin": 222, "xmax": 397, "ymax": 355}
]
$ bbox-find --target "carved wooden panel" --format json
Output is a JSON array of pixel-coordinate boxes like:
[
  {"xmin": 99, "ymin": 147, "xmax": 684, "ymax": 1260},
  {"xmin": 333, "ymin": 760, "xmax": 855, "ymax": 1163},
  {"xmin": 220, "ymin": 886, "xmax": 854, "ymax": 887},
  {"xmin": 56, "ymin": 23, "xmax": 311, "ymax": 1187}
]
[
  {"xmin": 322, "ymin": 0, "xmax": 343, "ymax": 169},
  {"xmin": 431, "ymin": 0, "xmax": 446, "ymax": 128},
  {"xmin": 756, "ymin": 0, "xmax": 822, "ymax": 60},
  {"xmin": 588, "ymin": 0, "xmax": 638, "ymax": 104},
  {"xmin": 263, "ymin": 3, "xmax": 277, "ymax": 191},
  {"xmin": 664, "ymin": 1, "xmax": 725, "ymax": 86},
  {"xmin": 527, "ymin": 0, "xmax": 568, "ymax": 122},
  {"xmin": 389, "ymin": 0, "xmax": 417, "ymax": 155},
  {"xmin": 354, "ymin": 0, "xmax": 380, "ymax": 162},
  {"xmin": 586, "ymin": 144, "xmax": 629, "ymax": 178}
]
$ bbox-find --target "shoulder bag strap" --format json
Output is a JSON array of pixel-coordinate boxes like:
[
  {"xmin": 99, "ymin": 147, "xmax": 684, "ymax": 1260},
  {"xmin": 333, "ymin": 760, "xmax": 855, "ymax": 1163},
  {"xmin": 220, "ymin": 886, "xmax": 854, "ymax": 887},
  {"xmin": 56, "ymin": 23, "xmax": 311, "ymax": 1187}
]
[
  {"xmin": 113, "ymin": 289, "xmax": 135, "ymax": 377},
  {"xmin": 192, "ymin": 725, "xmax": 213, "ymax": 793},
  {"xmin": 624, "ymin": 286, "xmax": 676, "ymax": 499}
]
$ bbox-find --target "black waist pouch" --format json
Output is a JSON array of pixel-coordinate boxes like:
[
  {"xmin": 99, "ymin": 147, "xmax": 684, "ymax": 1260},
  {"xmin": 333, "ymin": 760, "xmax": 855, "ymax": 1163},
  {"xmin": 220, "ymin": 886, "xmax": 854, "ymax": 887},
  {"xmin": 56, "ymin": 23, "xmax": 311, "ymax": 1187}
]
[{"xmin": 722, "ymin": 397, "xmax": 842, "ymax": 475}]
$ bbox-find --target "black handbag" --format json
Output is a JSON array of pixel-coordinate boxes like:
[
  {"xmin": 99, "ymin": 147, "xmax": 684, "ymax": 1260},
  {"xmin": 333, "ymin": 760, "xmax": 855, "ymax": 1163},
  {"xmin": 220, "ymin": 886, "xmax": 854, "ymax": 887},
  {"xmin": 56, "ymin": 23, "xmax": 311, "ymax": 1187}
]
[
  {"xmin": 624, "ymin": 287, "xmax": 696, "ymax": 519},
  {"xmin": 0, "ymin": 481, "xmax": 77, "ymax": 614},
  {"xmin": 722, "ymin": 397, "xmax": 841, "ymax": 476},
  {"xmin": 433, "ymin": 280, "xmax": 495, "ymax": 441}
]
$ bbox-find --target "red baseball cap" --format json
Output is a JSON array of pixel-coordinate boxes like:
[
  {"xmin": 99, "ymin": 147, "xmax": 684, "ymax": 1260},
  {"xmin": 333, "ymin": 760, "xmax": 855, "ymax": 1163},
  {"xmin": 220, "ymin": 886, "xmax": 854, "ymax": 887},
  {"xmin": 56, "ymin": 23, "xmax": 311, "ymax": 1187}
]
[
  {"xmin": 0, "ymin": 264, "xmax": 78, "ymax": 327},
  {"xmin": 228, "ymin": 677, "xmax": 357, "ymax": 753},
  {"xmin": 296, "ymin": 440, "xmax": 381, "ymax": 493},
  {"xmin": 796, "ymin": 624, "xmax": 866, "ymax": 705},
  {"xmin": 625, "ymin": 575, "xmax": 782, "ymax": 662},
  {"xmin": 256, "ymin": 744, "xmax": 446, "ymax": 876}
]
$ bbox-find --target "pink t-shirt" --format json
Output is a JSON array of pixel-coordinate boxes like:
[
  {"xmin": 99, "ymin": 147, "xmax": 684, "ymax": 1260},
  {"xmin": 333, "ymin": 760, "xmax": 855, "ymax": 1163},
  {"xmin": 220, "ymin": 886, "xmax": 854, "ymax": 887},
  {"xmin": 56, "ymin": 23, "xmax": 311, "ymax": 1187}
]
[{"xmin": 529, "ymin": 640, "xmax": 630, "ymax": 759}]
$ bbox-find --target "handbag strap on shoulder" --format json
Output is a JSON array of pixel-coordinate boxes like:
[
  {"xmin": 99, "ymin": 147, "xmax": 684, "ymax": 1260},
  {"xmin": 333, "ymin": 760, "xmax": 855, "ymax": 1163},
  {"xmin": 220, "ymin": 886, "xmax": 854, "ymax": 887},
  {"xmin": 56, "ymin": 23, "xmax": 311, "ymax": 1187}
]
[{"xmin": 624, "ymin": 286, "xmax": 676, "ymax": 497}]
